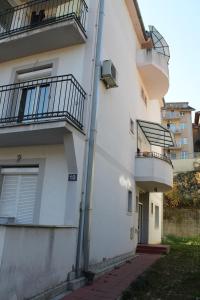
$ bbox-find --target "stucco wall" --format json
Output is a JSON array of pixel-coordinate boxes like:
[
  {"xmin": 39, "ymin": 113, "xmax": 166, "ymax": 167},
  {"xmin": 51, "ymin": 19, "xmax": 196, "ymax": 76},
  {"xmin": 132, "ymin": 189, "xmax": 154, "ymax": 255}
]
[
  {"xmin": 0, "ymin": 140, "xmax": 85, "ymax": 226},
  {"xmin": 148, "ymin": 193, "xmax": 163, "ymax": 244},
  {"xmin": 0, "ymin": 226, "xmax": 77, "ymax": 300},
  {"xmin": 90, "ymin": 0, "xmax": 141, "ymax": 263},
  {"xmin": 89, "ymin": 0, "xmax": 164, "ymax": 263}
]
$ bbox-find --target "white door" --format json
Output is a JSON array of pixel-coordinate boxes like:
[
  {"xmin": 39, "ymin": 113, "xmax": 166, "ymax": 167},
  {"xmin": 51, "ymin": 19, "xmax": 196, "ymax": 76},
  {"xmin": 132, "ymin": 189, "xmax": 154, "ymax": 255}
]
[{"xmin": 0, "ymin": 168, "xmax": 38, "ymax": 224}]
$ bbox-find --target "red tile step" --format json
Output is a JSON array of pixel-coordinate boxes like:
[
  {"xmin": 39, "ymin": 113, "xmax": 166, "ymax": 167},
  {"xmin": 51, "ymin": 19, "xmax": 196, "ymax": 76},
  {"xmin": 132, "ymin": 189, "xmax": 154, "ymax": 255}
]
[{"xmin": 136, "ymin": 244, "xmax": 170, "ymax": 255}]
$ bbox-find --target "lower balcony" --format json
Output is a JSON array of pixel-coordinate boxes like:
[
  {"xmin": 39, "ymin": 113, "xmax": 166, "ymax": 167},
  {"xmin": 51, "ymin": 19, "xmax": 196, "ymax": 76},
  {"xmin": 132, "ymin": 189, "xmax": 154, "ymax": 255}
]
[
  {"xmin": 0, "ymin": 74, "xmax": 86, "ymax": 146},
  {"xmin": 137, "ymin": 49, "xmax": 169, "ymax": 99},
  {"xmin": 135, "ymin": 152, "xmax": 173, "ymax": 192},
  {"xmin": 0, "ymin": 0, "xmax": 88, "ymax": 62}
]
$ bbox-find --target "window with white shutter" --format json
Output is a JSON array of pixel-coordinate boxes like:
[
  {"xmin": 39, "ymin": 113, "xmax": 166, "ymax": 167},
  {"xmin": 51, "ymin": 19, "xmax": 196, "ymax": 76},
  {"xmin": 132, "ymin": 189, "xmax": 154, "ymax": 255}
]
[{"xmin": 0, "ymin": 167, "xmax": 39, "ymax": 224}]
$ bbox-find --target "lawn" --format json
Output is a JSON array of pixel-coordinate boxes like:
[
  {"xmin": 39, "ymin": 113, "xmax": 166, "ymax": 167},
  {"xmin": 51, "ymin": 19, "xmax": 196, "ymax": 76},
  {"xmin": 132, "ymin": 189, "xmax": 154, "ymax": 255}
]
[{"xmin": 121, "ymin": 235, "xmax": 200, "ymax": 300}]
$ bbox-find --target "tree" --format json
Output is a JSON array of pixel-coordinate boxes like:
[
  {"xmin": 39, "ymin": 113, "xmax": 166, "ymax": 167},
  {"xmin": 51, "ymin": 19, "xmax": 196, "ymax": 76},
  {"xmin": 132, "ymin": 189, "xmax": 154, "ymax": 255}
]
[{"xmin": 164, "ymin": 171, "xmax": 200, "ymax": 208}]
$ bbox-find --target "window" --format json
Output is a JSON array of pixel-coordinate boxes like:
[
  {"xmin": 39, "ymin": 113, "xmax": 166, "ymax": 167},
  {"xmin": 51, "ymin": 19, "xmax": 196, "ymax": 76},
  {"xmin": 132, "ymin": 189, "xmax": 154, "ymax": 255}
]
[
  {"xmin": 130, "ymin": 119, "xmax": 134, "ymax": 134},
  {"xmin": 141, "ymin": 88, "xmax": 147, "ymax": 105},
  {"xmin": 183, "ymin": 138, "xmax": 188, "ymax": 145},
  {"xmin": 135, "ymin": 195, "xmax": 139, "ymax": 213},
  {"xmin": 128, "ymin": 190, "xmax": 133, "ymax": 213},
  {"xmin": 155, "ymin": 205, "xmax": 159, "ymax": 228},
  {"xmin": 0, "ymin": 167, "xmax": 39, "ymax": 224},
  {"xmin": 11, "ymin": 65, "xmax": 53, "ymax": 122},
  {"xmin": 151, "ymin": 203, "xmax": 153, "ymax": 214},
  {"xmin": 18, "ymin": 84, "xmax": 50, "ymax": 122},
  {"xmin": 180, "ymin": 138, "xmax": 188, "ymax": 145},
  {"xmin": 180, "ymin": 151, "xmax": 188, "ymax": 159},
  {"xmin": 169, "ymin": 123, "xmax": 176, "ymax": 132},
  {"xmin": 170, "ymin": 152, "xmax": 176, "ymax": 160},
  {"xmin": 180, "ymin": 112, "xmax": 185, "ymax": 117},
  {"xmin": 180, "ymin": 123, "xmax": 186, "ymax": 130}
]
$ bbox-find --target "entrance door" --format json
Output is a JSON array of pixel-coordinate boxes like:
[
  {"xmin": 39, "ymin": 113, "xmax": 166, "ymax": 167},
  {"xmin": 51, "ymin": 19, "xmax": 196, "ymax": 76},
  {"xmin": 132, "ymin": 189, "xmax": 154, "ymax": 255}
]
[{"xmin": 138, "ymin": 203, "xmax": 143, "ymax": 244}]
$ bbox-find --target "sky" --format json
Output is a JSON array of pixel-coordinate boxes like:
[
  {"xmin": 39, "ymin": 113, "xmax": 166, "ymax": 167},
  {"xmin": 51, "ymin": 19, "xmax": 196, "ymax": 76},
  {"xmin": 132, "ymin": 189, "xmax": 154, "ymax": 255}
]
[{"xmin": 138, "ymin": 0, "xmax": 200, "ymax": 114}]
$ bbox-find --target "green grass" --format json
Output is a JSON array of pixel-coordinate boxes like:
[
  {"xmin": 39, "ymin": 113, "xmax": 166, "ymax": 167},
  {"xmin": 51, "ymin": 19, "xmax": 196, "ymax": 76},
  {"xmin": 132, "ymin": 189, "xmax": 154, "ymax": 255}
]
[{"xmin": 121, "ymin": 236, "xmax": 200, "ymax": 300}]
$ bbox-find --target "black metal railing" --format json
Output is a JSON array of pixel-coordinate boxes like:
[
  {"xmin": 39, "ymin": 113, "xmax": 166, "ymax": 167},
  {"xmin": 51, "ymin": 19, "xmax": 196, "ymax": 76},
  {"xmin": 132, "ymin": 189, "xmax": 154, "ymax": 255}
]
[
  {"xmin": 136, "ymin": 151, "xmax": 173, "ymax": 166},
  {"xmin": 0, "ymin": 0, "xmax": 88, "ymax": 39},
  {"xmin": 0, "ymin": 74, "xmax": 86, "ymax": 130}
]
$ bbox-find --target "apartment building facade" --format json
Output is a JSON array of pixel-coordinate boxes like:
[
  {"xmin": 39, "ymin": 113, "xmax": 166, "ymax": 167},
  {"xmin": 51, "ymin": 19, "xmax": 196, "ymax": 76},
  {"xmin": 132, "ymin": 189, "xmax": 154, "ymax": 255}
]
[
  {"xmin": 162, "ymin": 102, "xmax": 194, "ymax": 159},
  {"xmin": 193, "ymin": 111, "xmax": 200, "ymax": 152},
  {"xmin": 0, "ymin": 1, "xmax": 173, "ymax": 299}
]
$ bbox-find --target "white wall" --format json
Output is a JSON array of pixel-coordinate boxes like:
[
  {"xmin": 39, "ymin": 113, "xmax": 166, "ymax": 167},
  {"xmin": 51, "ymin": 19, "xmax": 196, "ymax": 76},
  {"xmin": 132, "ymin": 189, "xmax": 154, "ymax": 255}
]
[
  {"xmin": 0, "ymin": 139, "xmax": 84, "ymax": 226},
  {"xmin": 0, "ymin": 226, "xmax": 77, "ymax": 300},
  {"xmin": 148, "ymin": 193, "xmax": 163, "ymax": 244},
  {"xmin": 89, "ymin": 0, "xmax": 155, "ymax": 263},
  {"xmin": 89, "ymin": 0, "xmax": 165, "ymax": 264}
]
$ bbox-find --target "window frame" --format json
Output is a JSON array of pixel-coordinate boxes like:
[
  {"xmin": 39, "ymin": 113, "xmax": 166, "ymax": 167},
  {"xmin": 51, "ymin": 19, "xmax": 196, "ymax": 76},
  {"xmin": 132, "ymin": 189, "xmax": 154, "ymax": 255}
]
[
  {"xmin": 155, "ymin": 205, "xmax": 159, "ymax": 229},
  {"xmin": 127, "ymin": 190, "xmax": 133, "ymax": 214}
]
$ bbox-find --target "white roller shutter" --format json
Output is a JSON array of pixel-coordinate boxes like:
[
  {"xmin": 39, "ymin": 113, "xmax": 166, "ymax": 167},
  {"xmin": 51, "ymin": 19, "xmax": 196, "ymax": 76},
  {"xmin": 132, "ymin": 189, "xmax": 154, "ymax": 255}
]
[
  {"xmin": 17, "ymin": 175, "xmax": 38, "ymax": 224},
  {"xmin": 0, "ymin": 175, "xmax": 18, "ymax": 218},
  {"xmin": 0, "ymin": 168, "xmax": 39, "ymax": 224}
]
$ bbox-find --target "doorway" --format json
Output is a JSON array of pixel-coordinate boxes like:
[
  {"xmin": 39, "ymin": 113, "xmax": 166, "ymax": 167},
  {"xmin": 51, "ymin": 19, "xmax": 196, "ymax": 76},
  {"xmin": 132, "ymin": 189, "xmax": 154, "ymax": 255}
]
[{"xmin": 138, "ymin": 193, "xmax": 149, "ymax": 244}]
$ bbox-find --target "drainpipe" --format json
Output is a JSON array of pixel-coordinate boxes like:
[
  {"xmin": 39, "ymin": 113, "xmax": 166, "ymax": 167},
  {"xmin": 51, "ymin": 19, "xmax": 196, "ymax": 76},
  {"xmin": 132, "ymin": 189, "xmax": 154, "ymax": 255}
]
[{"xmin": 76, "ymin": 0, "xmax": 105, "ymax": 275}]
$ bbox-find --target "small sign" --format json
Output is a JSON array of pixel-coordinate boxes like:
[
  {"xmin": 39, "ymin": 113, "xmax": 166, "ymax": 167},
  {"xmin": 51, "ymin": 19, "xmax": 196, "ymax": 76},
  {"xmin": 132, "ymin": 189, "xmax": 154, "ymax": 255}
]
[{"xmin": 68, "ymin": 174, "xmax": 78, "ymax": 182}]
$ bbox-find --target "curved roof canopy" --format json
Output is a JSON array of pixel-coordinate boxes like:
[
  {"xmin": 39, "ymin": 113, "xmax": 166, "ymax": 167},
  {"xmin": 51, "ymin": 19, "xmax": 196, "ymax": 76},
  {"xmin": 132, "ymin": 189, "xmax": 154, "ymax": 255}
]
[{"xmin": 149, "ymin": 26, "xmax": 170, "ymax": 63}]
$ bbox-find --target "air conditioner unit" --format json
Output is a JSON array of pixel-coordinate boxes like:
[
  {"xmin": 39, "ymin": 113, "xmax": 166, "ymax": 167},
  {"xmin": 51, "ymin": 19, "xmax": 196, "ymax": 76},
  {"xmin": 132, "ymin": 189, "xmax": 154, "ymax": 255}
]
[
  {"xmin": 0, "ymin": 217, "xmax": 15, "ymax": 225},
  {"xmin": 101, "ymin": 60, "xmax": 118, "ymax": 89}
]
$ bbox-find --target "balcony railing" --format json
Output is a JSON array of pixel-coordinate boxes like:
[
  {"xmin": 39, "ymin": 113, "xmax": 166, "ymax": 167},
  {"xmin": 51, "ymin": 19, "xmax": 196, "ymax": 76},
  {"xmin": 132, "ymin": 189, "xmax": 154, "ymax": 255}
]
[
  {"xmin": 136, "ymin": 151, "xmax": 173, "ymax": 167},
  {"xmin": 0, "ymin": 0, "xmax": 88, "ymax": 40},
  {"xmin": 162, "ymin": 112, "xmax": 181, "ymax": 119},
  {"xmin": 0, "ymin": 74, "xmax": 86, "ymax": 130}
]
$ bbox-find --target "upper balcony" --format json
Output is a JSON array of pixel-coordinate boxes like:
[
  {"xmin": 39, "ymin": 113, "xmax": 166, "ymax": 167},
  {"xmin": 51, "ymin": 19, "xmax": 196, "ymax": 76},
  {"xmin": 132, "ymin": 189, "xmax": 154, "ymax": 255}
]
[
  {"xmin": 0, "ymin": 74, "xmax": 86, "ymax": 146},
  {"xmin": 162, "ymin": 112, "xmax": 181, "ymax": 120},
  {"xmin": 170, "ymin": 128, "xmax": 182, "ymax": 135},
  {"xmin": 135, "ymin": 152, "xmax": 173, "ymax": 192},
  {"xmin": 137, "ymin": 26, "xmax": 170, "ymax": 100},
  {"xmin": 137, "ymin": 48, "xmax": 169, "ymax": 100},
  {"xmin": 0, "ymin": 0, "xmax": 88, "ymax": 62}
]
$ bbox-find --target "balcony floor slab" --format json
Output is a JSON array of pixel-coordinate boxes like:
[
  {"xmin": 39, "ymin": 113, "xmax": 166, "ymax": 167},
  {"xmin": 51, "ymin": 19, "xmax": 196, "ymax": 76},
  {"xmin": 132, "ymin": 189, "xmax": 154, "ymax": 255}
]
[
  {"xmin": 0, "ymin": 19, "xmax": 86, "ymax": 63},
  {"xmin": 0, "ymin": 120, "xmax": 82, "ymax": 147}
]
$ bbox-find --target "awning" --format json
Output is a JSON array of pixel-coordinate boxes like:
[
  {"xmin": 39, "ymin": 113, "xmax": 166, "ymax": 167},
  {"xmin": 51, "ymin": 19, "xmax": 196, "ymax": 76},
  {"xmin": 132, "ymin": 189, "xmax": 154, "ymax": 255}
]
[{"xmin": 137, "ymin": 119, "xmax": 174, "ymax": 148}]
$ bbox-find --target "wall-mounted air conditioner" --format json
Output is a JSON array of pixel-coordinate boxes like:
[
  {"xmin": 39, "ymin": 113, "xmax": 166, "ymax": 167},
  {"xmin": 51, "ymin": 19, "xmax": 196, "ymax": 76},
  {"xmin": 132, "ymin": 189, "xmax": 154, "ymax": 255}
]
[{"xmin": 101, "ymin": 60, "xmax": 118, "ymax": 89}]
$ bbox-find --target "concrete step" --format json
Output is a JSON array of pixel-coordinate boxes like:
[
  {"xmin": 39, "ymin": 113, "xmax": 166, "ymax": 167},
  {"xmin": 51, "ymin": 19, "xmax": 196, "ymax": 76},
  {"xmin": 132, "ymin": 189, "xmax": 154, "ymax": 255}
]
[{"xmin": 136, "ymin": 244, "xmax": 170, "ymax": 255}]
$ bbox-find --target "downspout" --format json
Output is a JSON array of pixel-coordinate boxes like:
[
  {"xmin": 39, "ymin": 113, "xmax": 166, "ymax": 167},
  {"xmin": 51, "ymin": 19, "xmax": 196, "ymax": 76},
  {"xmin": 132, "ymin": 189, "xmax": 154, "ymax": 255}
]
[{"xmin": 76, "ymin": 0, "xmax": 105, "ymax": 275}]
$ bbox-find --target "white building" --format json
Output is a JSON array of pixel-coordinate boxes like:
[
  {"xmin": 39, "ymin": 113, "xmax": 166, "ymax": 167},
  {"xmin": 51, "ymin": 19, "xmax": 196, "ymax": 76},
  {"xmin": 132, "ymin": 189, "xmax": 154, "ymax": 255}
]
[{"xmin": 0, "ymin": 0, "xmax": 173, "ymax": 299}]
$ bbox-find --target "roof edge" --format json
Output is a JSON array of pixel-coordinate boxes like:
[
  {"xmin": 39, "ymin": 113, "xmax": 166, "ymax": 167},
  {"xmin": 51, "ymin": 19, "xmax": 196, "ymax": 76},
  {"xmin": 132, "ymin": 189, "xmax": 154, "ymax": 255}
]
[{"xmin": 133, "ymin": 0, "xmax": 148, "ymax": 41}]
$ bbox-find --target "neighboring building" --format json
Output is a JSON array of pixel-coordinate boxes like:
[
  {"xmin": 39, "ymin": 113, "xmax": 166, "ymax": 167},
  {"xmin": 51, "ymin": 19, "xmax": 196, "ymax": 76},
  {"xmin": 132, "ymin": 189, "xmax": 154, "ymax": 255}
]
[
  {"xmin": 193, "ymin": 111, "xmax": 200, "ymax": 152},
  {"xmin": 0, "ymin": 0, "xmax": 173, "ymax": 299},
  {"xmin": 162, "ymin": 102, "xmax": 195, "ymax": 159}
]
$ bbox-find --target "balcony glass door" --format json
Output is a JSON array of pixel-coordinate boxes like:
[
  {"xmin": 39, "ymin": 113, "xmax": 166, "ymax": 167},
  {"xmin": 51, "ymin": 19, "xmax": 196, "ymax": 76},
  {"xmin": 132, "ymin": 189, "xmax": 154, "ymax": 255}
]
[{"xmin": 18, "ymin": 84, "xmax": 50, "ymax": 122}]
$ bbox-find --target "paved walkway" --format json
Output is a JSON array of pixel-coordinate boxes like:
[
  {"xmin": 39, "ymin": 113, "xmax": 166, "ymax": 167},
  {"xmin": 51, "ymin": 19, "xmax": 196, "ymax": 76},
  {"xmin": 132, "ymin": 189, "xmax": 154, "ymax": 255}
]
[{"xmin": 62, "ymin": 253, "xmax": 161, "ymax": 300}]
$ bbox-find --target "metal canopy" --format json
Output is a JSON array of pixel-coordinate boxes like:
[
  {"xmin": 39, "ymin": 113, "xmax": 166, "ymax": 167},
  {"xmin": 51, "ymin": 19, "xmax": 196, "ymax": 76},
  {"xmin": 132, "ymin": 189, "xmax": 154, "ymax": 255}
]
[
  {"xmin": 149, "ymin": 26, "xmax": 170, "ymax": 63},
  {"xmin": 137, "ymin": 120, "xmax": 174, "ymax": 148}
]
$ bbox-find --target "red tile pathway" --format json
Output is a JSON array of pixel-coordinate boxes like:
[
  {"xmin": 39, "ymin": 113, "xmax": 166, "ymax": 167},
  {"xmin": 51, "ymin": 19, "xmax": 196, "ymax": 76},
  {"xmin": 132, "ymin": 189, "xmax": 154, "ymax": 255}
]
[{"xmin": 62, "ymin": 253, "xmax": 161, "ymax": 300}]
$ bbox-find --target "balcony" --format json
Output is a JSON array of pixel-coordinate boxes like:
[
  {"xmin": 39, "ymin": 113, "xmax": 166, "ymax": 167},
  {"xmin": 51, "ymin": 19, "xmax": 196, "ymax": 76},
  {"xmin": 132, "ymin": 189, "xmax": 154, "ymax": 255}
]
[
  {"xmin": 0, "ymin": 0, "xmax": 88, "ymax": 62},
  {"xmin": 170, "ymin": 128, "xmax": 182, "ymax": 135},
  {"xmin": 162, "ymin": 112, "xmax": 181, "ymax": 120},
  {"xmin": 0, "ymin": 74, "xmax": 86, "ymax": 146},
  {"xmin": 135, "ymin": 152, "xmax": 173, "ymax": 192},
  {"xmin": 168, "ymin": 143, "xmax": 182, "ymax": 150},
  {"xmin": 136, "ymin": 49, "xmax": 169, "ymax": 99}
]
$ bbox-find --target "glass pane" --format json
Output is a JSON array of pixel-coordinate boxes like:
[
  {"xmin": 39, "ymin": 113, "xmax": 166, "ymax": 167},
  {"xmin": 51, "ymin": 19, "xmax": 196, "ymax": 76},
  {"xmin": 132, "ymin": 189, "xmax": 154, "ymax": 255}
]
[
  {"xmin": 37, "ymin": 84, "xmax": 50, "ymax": 115},
  {"xmin": 23, "ymin": 87, "xmax": 37, "ymax": 116}
]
